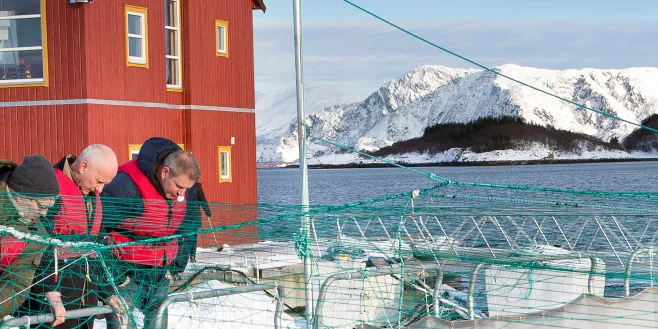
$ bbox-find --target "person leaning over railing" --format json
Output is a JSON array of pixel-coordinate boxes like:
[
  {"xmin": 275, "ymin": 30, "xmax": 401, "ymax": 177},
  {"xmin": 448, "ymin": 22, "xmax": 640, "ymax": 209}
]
[
  {"xmin": 17, "ymin": 145, "xmax": 126, "ymax": 329},
  {"xmin": 98, "ymin": 137, "xmax": 201, "ymax": 329},
  {"xmin": 0, "ymin": 155, "xmax": 59, "ymax": 323}
]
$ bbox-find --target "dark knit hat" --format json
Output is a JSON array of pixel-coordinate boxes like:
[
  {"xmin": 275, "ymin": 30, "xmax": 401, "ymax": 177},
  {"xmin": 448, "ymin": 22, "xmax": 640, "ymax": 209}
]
[{"xmin": 7, "ymin": 155, "xmax": 60, "ymax": 195}]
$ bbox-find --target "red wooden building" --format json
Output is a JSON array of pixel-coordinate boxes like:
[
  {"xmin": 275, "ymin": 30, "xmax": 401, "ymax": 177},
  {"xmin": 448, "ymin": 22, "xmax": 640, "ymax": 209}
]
[{"xmin": 0, "ymin": 0, "xmax": 266, "ymax": 244}]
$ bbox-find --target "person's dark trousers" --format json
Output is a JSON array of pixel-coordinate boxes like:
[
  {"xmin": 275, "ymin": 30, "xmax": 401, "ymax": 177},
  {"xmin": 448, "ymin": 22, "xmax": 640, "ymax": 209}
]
[
  {"xmin": 17, "ymin": 258, "xmax": 100, "ymax": 329},
  {"xmin": 171, "ymin": 215, "xmax": 201, "ymax": 275},
  {"xmin": 171, "ymin": 235, "xmax": 192, "ymax": 275}
]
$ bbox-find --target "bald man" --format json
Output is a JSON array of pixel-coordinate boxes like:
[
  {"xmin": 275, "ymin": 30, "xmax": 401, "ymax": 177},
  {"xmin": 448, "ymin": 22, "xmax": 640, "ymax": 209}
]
[
  {"xmin": 18, "ymin": 145, "xmax": 122, "ymax": 328},
  {"xmin": 59, "ymin": 144, "xmax": 119, "ymax": 196}
]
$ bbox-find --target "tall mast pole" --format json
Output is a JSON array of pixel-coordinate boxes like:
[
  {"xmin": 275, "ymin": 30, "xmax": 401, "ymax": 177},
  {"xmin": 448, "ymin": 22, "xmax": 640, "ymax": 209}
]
[{"xmin": 292, "ymin": 0, "xmax": 313, "ymax": 324}]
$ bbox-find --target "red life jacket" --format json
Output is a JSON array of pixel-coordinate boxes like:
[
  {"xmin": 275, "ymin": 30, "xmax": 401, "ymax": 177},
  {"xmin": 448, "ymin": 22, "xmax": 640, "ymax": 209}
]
[
  {"xmin": 0, "ymin": 235, "xmax": 27, "ymax": 273},
  {"xmin": 53, "ymin": 169, "xmax": 103, "ymax": 236},
  {"xmin": 108, "ymin": 159, "xmax": 186, "ymax": 266},
  {"xmin": 53, "ymin": 169, "xmax": 103, "ymax": 258}
]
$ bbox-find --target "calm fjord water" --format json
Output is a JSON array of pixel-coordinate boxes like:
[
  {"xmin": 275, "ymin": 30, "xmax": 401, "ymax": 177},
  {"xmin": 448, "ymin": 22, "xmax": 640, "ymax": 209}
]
[{"xmin": 258, "ymin": 161, "xmax": 658, "ymax": 206}]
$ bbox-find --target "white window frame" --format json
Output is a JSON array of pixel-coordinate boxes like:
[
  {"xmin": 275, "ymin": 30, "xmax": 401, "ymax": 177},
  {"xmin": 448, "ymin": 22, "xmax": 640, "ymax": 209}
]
[
  {"xmin": 125, "ymin": 6, "xmax": 148, "ymax": 67},
  {"xmin": 0, "ymin": 0, "xmax": 48, "ymax": 86},
  {"xmin": 218, "ymin": 146, "xmax": 232, "ymax": 183},
  {"xmin": 215, "ymin": 20, "xmax": 228, "ymax": 57},
  {"xmin": 165, "ymin": 0, "xmax": 182, "ymax": 89}
]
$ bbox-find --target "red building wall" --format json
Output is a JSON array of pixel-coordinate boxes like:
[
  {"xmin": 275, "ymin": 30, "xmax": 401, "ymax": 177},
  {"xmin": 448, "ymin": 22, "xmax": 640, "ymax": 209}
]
[
  {"xmin": 182, "ymin": 0, "xmax": 256, "ymax": 109},
  {"xmin": 184, "ymin": 111, "xmax": 257, "ymax": 203},
  {"xmin": 0, "ymin": 105, "xmax": 88, "ymax": 161},
  {"xmin": 75, "ymin": 0, "xmax": 257, "ymax": 109},
  {"xmin": 0, "ymin": 0, "xmax": 261, "ymax": 106},
  {"xmin": 85, "ymin": 104, "xmax": 185, "ymax": 162},
  {"xmin": 84, "ymin": 0, "xmax": 260, "ymax": 243},
  {"xmin": 184, "ymin": 109, "xmax": 258, "ymax": 245},
  {"xmin": 0, "ymin": 0, "xmax": 261, "ymax": 244}
]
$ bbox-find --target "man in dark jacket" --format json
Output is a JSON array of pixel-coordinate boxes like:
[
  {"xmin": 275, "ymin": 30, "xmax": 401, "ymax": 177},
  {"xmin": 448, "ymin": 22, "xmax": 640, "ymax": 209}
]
[
  {"xmin": 100, "ymin": 137, "xmax": 201, "ymax": 329},
  {"xmin": 0, "ymin": 155, "xmax": 60, "ymax": 321},
  {"xmin": 171, "ymin": 182, "xmax": 212, "ymax": 276},
  {"xmin": 20, "ymin": 145, "xmax": 121, "ymax": 329}
]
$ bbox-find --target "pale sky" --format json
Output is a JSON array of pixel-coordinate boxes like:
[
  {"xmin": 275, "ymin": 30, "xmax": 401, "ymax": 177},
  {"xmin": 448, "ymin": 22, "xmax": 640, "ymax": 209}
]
[{"xmin": 253, "ymin": 0, "xmax": 658, "ymax": 95}]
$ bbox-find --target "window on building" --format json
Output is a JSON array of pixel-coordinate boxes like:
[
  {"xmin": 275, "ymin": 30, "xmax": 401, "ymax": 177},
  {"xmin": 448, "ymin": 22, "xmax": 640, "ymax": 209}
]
[
  {"xmin": 126, "ymin": 5, "xmax": 148, "ymax": 67},
  {"xmin": 215, "ymin": 20, "xmax": 228, "ymax": 57},
  {"xmin": 128, "ymin": 144, "xmax": 141, "ymax": 160},
  {"xmin": 217, "ymin": 146, "xmax": 232, "ymax": 183},
  {"xmin": 165, "ymin": 0, "xmax": 181, "ymax": 89},
  {"xmin": 0, "ymin": 0, "xmax": 48, "ymax": 86}
]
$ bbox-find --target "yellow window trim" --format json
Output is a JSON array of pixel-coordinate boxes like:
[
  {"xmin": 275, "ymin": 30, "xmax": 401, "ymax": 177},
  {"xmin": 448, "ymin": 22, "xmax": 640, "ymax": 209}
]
[
  {"xmin": 165, "ymin": 0, "xmax": 183, "ymax": 90},
  {"xmin": 128, "ymin": 144, "xmax": 142, "ymax": 160},
  {"xmin": 217, "ymin": 146, "xmax": 232, "ymax": 183},
  {"xmin": 128, "ymin": 143, "xmax": 185, "ymax": 160},
  {"xmin": 215, "ymin": 20, "xmax": 229, "ymax": 58},
  {"xmin": 41, "ymin": 0, "xmax": 49, "ymax": 87},
  {"xmin": 125, "ymin": 5, "xmax": 149, "ymax": 68},
  {"xmin": 0, "ymin": 0, "xmax": 49, "ymax": 89}
]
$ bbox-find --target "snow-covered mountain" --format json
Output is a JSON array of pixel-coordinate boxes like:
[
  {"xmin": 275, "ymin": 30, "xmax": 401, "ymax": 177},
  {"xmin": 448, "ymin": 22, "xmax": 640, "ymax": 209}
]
[
  {"xmin": 256, "ymin": 64, "xmax": 658, "ymax": 164},
  {"xmin": 256, "ymin": 85, "xmax": 365, "ymax": 162}
]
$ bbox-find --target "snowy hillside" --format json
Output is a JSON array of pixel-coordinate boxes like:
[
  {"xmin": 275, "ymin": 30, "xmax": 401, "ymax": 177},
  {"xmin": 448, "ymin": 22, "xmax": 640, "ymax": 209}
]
[
  {"xmin": 256, "ymin": 64, "xmax": 658, "ymax": 164},
  {"xmin": 255, "ymin": 85, "xmax": 365, "ymax": 162}
]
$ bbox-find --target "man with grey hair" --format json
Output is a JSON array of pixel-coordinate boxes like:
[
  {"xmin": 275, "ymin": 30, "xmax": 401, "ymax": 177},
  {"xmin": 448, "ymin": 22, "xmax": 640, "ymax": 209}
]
[
  {"xmin": 57, "ymin": 144, "xmax": 119, "ymax": 196},
  {"xmin": 19, "ymin": 145, "xmax": 122, "ymax": 328},
  {"xmin": 100, "ymin": 137, "xmax": 201, "ymax": 329}
]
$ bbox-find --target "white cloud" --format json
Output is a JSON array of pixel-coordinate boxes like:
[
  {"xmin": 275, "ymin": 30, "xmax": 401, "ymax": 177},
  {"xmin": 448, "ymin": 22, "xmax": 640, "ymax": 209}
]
[{"xmin": 254, "ymin": 20, "xmax": 658, "ymax": 95}]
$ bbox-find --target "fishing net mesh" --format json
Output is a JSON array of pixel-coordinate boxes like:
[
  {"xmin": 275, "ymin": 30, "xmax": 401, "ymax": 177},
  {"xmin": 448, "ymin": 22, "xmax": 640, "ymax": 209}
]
[
  {"xmin": 0, "ymin": 175, "xmax": 657, "ymax": 329},
  {"xmin": 0, "ymin": 0, "xmax": 655, "ymax": 327}
]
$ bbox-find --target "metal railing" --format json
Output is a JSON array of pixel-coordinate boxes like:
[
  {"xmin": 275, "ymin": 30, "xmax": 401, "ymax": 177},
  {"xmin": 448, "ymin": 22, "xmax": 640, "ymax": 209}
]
[
  {"xmin": 466, "ymin": 254, "xmax": 601, "ymax": 320},
  {"xmin": 624, "ymin": 246, "xmax": 655, "ymax": 297},
  {"xmin": 330, "ymin": 213, "xmax": 652, "ymax": 262},
  {"xmin": 153, "ymin": 282, "xmax": 285, "ymax": 329},
  {"xmin": 1, "ymin": 283, "xmax": 286, "ymax": 329},
  {"xmin": 1, "ymin": 306, "xmax": 114, "ymax": 329},
  {"xmin": 313, "ymin": 263, "xmax": 443, "ymax": 329}
]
